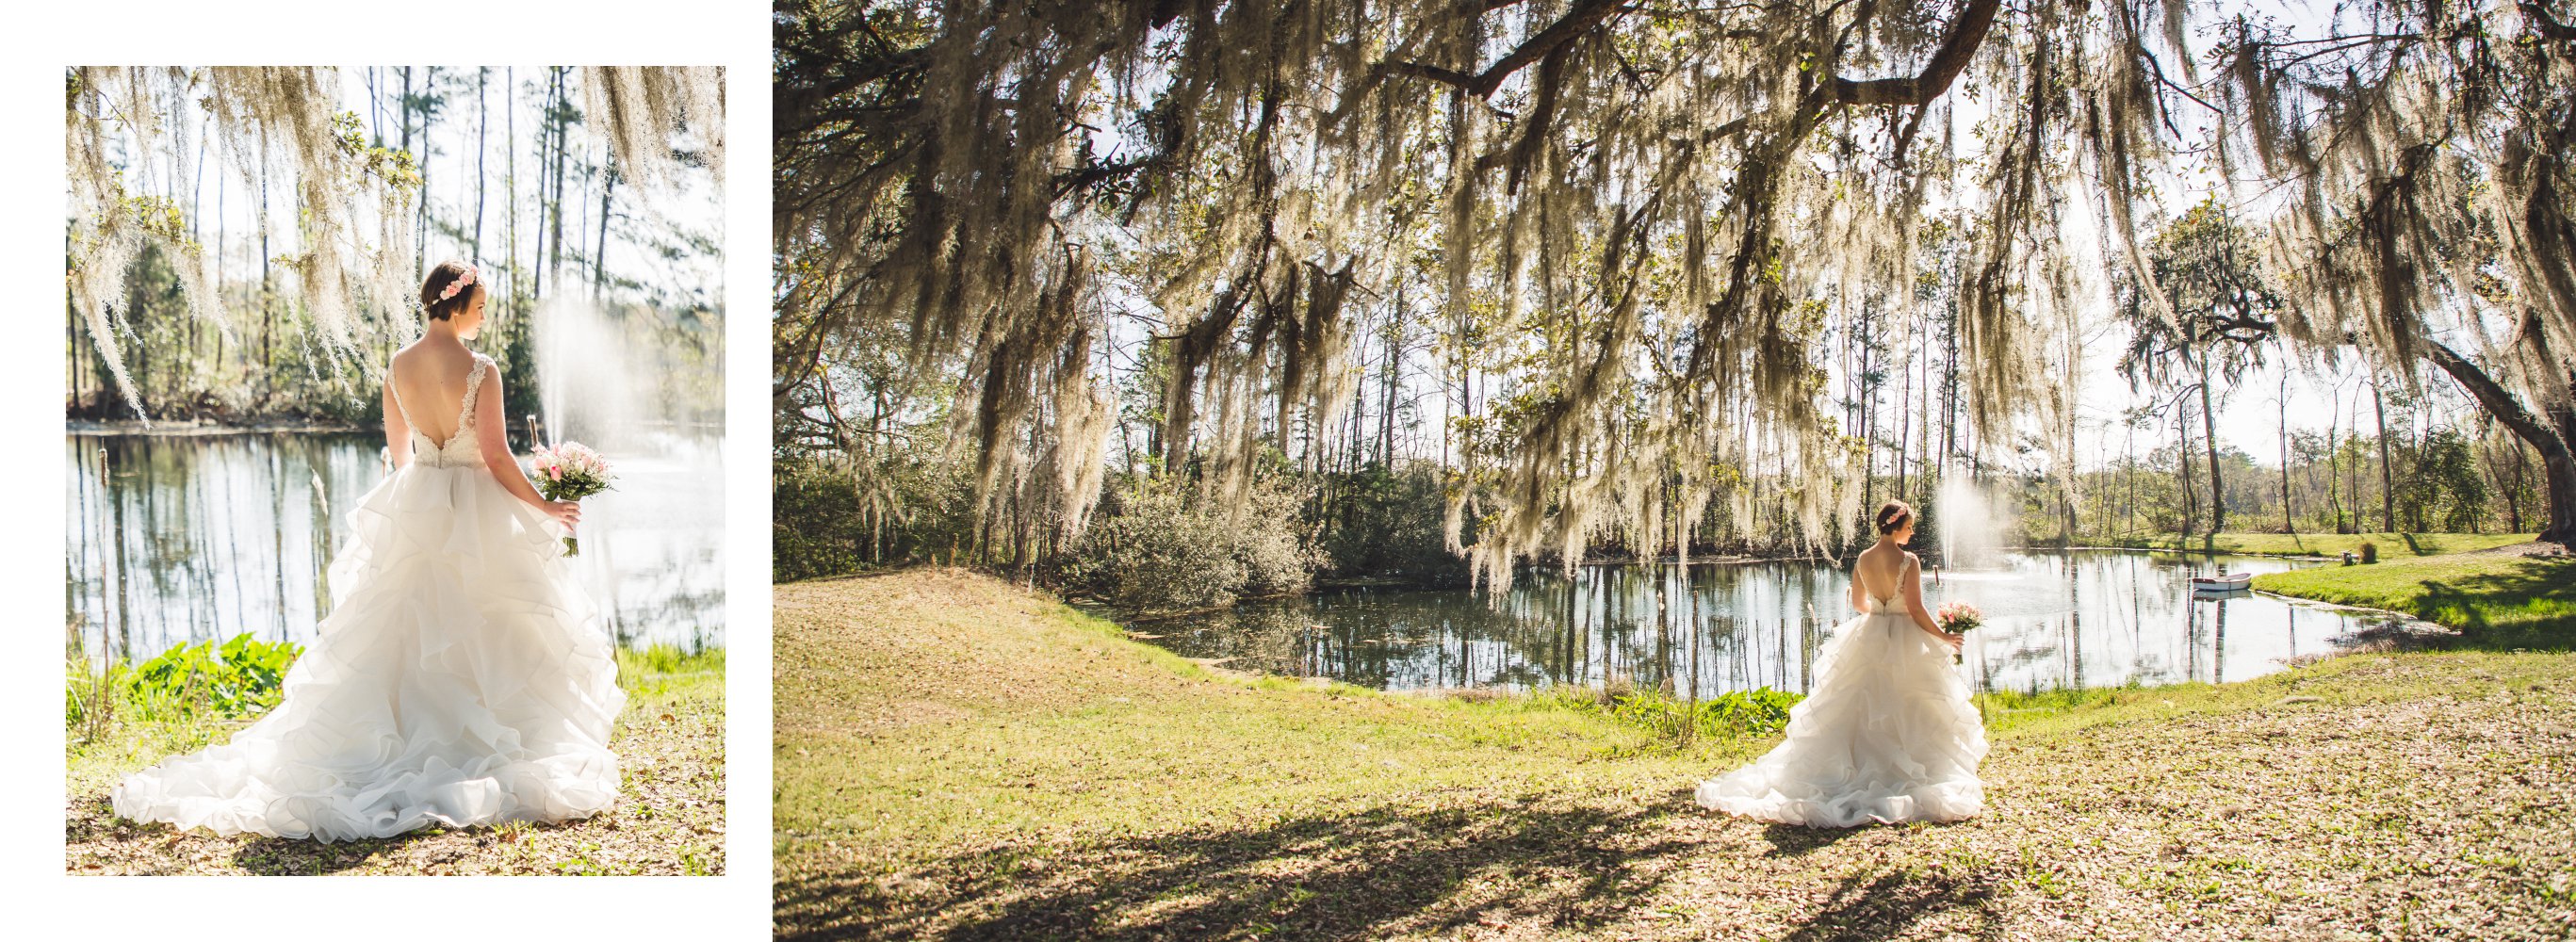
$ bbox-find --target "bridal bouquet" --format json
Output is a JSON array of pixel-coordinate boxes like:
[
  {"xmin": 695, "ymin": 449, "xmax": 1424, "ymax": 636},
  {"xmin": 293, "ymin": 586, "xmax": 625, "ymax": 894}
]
[
  {"xmin": 1935, "ymin": 600, "xmax": 1982, "ymax": 665},
  {"xmin": 528, "ymin": 442, "xmax": 615, "ymax": 556}
]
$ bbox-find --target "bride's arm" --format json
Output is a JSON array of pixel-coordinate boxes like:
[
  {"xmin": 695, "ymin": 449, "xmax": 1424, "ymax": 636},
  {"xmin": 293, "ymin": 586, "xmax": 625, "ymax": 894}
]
[
  {"xmin": 1848, "ymin": 559, "xmax": 1867, "ymax": 611},
  {"xmin": 471, "ymin": 373, "xmax": 581, "ymax": 528},
  {"xmin": 1899, "ymin": 555, "xmax": 1963, "ymax": 650},
  {"xmin": 382, "ymin": 380, "xmax": 411, "ymax": 469}
]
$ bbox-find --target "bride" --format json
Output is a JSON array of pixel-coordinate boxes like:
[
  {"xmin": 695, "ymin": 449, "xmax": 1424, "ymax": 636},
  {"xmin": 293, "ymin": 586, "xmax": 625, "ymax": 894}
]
[
  {"xmin": 1696, "ymin": 499, "xmax": 1986, "ymax": 826},
  {"xmin": 113, "ymin": 261, "xmax": 627, "ymax": 843}
]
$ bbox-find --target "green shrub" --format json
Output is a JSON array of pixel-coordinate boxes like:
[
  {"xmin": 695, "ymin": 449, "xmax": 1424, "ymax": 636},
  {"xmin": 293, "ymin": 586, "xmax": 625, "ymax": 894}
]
[
  {"xmin": 135, "ymin": 634, "xmax": 302, "ymax": 718},
  {"xmin": 773, "ymin": 449, "xmax": 974, "ymax": 581},
  {"xmin": 1586, "ymin": 686, "xmax": 1806, "ymax": 742},
  {"xmin": 1059, "ymin": 476, "xmax": 1320, "ymax": 613},
  {"xmin": 68, "ymin": 633, "xmax": 305, "ymax": 735},
  {"xmin": 1315, "ymin": 462, "xmax": 1468, "ymax": 584},
  {"xmin": 2359, "ymin": 541, "xmax": 2379, "ymax": 564}
]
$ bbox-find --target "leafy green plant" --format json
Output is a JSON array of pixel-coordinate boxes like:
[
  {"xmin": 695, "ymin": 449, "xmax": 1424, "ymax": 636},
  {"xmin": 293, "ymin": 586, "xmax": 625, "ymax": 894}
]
[
  {"xmin": 126, "ymin": 633, "xmax": 304, "ymax": 719},
  {"xmin": 1590, "ymin": 686, "xmax": 1805, "ymax": 744},
  {"xmin": 68, "ymin": 633, "xmax": 304, "ymax": 743}
]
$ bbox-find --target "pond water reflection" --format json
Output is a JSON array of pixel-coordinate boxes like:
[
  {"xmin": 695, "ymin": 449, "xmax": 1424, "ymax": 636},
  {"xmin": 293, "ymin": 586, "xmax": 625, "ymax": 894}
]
[
  {"xmin": 66, "ymin": 430, "xmax": 724, "ymax": 663},
  {"xmin": 1131, "ymin": 550, "xmax": 2405, "ymax": 697}
]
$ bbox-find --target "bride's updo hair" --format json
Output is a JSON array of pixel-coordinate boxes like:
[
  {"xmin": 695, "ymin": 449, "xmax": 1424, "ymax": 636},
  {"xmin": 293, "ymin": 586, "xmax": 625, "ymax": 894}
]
[
  {"xmin": 1874, "ymin": 499, "xmax": 1915, "ymax": 536},
  {"xmin": 419, "ymin": 260, "xmax": 484, "ymax": 320}
]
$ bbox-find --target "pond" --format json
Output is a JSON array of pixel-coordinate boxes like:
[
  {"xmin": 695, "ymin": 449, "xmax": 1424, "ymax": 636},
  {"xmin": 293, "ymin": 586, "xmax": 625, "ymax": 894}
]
[
  {"xmin": 65, "ymin": 430, "xmax": 726, "ymax": 665},
  {"xmin": 1128, "ymin": 550, "xmax": 2413, "ymax": 697}
]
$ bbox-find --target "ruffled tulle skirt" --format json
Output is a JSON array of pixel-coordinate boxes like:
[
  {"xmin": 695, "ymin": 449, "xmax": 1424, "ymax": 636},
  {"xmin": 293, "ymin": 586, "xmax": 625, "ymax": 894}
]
[
  {"xmin": 1695, "ymin": 610, "xmax": 1986, "ymax": 827},
  {"xmin": 111, "ymin": 462, "xmax": 625, "ymax": 843}
]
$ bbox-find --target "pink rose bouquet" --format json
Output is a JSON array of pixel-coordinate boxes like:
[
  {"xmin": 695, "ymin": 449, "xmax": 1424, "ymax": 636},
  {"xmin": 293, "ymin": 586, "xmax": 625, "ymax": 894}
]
[
  {"xmin": 527, "ymin": 442, "xmax": 615, "ymax": 556},
  {"xmin": 1935, "ymin": 600, "xmax": 1981, "ymax": 664}
]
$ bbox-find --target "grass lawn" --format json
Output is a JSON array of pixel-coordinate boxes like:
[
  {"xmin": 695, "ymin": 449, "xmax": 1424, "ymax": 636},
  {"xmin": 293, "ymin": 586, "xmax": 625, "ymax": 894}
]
[
  {"xmin": 2253, "ymin": 551, "xmax": 2576, "ymax": 646},
  {"xmin": 66, "ymin": 646, "xmax": 726, "ymax": 875},
  {"xmin": 2083, "ymin": 530, "xmax": 2537, "ymax": 558},
  {"xmin": 774, "ymin": 568, "xmax": 2576, "ymax": 940}
]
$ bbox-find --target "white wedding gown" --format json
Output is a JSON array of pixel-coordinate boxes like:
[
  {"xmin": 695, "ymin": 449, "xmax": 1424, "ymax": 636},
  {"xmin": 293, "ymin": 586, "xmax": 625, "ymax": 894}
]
[
  {"xmin": 1695, "ymin": 590, "xmax": 1986, "ymax": 826},
  {"xmin": 113, "ymin": 353, "xmax": 626, "ymax": 843}
]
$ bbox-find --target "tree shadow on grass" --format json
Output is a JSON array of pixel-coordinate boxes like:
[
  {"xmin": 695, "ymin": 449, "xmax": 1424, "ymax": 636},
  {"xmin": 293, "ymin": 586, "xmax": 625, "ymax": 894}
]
[
  {"xmin": 231, "ymin": 829, "xmax": 452, "ymax": 876},
  {"xmin": 779, "ymin": 801, "xmax": 1692, "ymax": 940},
  {"xmin": 68, "ymin": 788, "xmax": 572, "ymax": 875},
  {"xmin": 1761, "ymin": 820, "xmax": 1867, "ymax": 857},
  {"xmin": 1778, "ymin": 865, "xmax": 2010, "ymax": 942},
  {"xmin": 779, "ymin": 799, "xmax": 2010, "ymax": 941},
  {"xmin": 2411, "ymin": 557, "xmax": 2576, "ymax": 651}
]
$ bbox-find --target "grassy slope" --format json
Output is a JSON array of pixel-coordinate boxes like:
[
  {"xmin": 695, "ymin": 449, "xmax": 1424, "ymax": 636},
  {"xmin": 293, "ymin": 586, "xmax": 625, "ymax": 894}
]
[
  {"xmin": 67, "ymin": 648, "xmax": 726, "ymax": 876},
  {"xmin": 2253, "ymin": 552, "xmax": 2576, "ymax": 644},
  {"xmin": 775, "ymin": 569, "xmax": 2576, "ymax": 940},
  {"xmin": 2083, "ymin": 531, "xmax": 2535, "ymax": 558}
]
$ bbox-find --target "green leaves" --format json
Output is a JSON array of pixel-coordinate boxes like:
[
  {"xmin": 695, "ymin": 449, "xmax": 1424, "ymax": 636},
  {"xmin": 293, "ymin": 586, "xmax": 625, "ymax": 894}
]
[
  {"xmin": 126, "ymin": 633, "xmax": 305, "ymax": 719},
  {"xmin": 1596, "ymin": 686, "xmax": 1805, "ymax": 742},
  {"xmin": 328, "ymin": 109, "xmax": 423, "ymax": 191}
]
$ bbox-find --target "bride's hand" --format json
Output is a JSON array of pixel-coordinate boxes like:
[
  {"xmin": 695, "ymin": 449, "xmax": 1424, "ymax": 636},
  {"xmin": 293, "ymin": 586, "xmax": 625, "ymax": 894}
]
[
  {"xmin": 1940, "ymin": 631, "xmax": 1965, "ymax": 653},
  {"xmin": 543, "ymin": 500, "xmax": 581, "ymax": 528}
]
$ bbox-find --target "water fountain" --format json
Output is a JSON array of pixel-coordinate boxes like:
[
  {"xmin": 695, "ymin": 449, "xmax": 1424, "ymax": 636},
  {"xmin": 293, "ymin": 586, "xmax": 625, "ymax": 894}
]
[
  {"xmin": 1934, "ymin": 466, "xmax": 2011, "ymax": 571},
  {"xmin": 531, "ymin": 298, "xmax": 727, "ymax": 651}
]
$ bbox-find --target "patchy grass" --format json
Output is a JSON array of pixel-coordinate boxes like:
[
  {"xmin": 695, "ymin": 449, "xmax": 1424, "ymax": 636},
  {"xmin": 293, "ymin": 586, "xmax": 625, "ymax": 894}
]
[
  {"xmin": 67, "ymin": 645, "xmax": 726, "ymax": 876},
  {"xmin": 2083, "ymin": 531, "xmax": 2537, "ymax": 558},
  {"xmin": 2253, "ymin": 552, "xmax": 2576, "ymax": 648},
  {"xmin": 774, "ymin": 568, "xmax": 2576, "ymax": 940}
]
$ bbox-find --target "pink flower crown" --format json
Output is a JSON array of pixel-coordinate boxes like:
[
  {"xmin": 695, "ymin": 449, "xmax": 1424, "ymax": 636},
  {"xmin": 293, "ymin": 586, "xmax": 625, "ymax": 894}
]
[{"xmin": 436, "ymin": 265, "xmax": 479, "ymax": 302}]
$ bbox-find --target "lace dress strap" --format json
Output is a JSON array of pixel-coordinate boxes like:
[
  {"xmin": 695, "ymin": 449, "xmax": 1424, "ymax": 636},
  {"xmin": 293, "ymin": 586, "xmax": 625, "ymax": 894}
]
[
  {"xmin": 457, "ymin": 355, "xmax": 492, "ymax": 435},
  {"xmin": 385, "ymin": 375, "xmax": 420, "ymax": 431}
]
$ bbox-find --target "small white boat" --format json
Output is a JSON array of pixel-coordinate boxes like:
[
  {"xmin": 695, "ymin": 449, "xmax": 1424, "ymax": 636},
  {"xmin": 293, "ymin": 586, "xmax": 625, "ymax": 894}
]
[{"xmin": 2190, "ymin": 572, "xmax": 2253, "ymax": 592}]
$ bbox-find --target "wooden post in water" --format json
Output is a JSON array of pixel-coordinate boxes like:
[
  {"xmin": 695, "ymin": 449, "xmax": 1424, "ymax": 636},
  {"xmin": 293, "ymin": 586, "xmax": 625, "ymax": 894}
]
[
  {"xmin": 1802, "ymin": 602, "xmax": 1818, "ymax": 692},
  {"xmin": 2213, "ymin": 597, "xmax": 2228, "ymax": 684},
  {"xmin": 1687, "ymin": 562, "xmax": 1703, "ymax": 709}
]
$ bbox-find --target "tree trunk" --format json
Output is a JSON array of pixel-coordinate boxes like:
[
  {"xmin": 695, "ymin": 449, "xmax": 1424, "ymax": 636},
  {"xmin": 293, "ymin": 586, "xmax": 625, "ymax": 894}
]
[
  {"xmin": 2373, "ymin": 384, "xmax": 2396, "ymax": 531},
  {"xmin": 2500, "ymin": 434, "xmax": 2525, "ymax": 532},
  {"xmin": 530, "ymin": 71, "xmax": 547, "ymax": 303},
  {"xmin": 257, "ymin": 157, "xmax": 273, "ymax": 404},
  {"xmin": 1378, "ymin": 286, "xmax": 1401, "ymax": 465},
  {"xmin": 2199, "ymin": 362, "xmax": 2225, "ymax": 536},
  {"xmin": 2326, "ymin": 388, "xmax": 2345, "ymax": 533},
  {"xmin": 593, "ymin": 165, "xmax": 616, "ymax": 298},
  {"xmin": 1894, "ymin": 306, "xmax": 1916, "ymax": 499},
  {"xmin": 2177, "ymin": 395, "xmax": 2197, "ymax": 541},
  {"xmin": 505, "ymin": 67, "xmax": 518, "ymax": 329},
  {"xmin": 474, "ymin": 67, "xmax": 488, "ymax": 260},
  {"xmin": 546, "ymin": 68, "xmax": 571, "ymax": 300},
  {"xmin": 2424, "ymin": 341, "xmax": 2575, "ymax": 545},
  {"xmin": 2279, "ymin": 375, "xmax": 2293, "ymax": 533},
  {"xmin": 2124, "ymin": 425, "xmax": 2139, "ymax": 537}
]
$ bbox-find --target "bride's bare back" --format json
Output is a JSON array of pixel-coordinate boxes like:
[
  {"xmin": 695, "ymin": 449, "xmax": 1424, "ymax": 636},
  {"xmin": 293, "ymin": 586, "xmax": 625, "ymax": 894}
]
[
  {"xmin": 1853, "ymin": 540, "xmax": 1914, "ymax": 604},
  {"xmin": 389, "ymin": 341, "xmax": 481, "ymax": 446},
  {"xmin": 1847, "ymin": 501, "xmax": 1958, "ymax": 650}
]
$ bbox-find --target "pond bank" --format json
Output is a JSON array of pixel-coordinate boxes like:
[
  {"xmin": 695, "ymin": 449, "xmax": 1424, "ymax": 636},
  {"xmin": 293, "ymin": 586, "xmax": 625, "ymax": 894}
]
[
  {"xmin": 2252, "ymin": 546, "xmax": 2576, "ymax": 648},
  {"xmin": 69, "ymin": 419, "xmax": 367, "ymax": 436},
  {"xmin": 2071, "ymin": 531, "xmax": 2539, "ymax": 560},
  {"xmin": 774, "ymin": 568, "xmax": 2575, "ymax": 940},
  {"xmin": 66, "ymin": 647, "xmax": 726, "ymax": 875}
]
